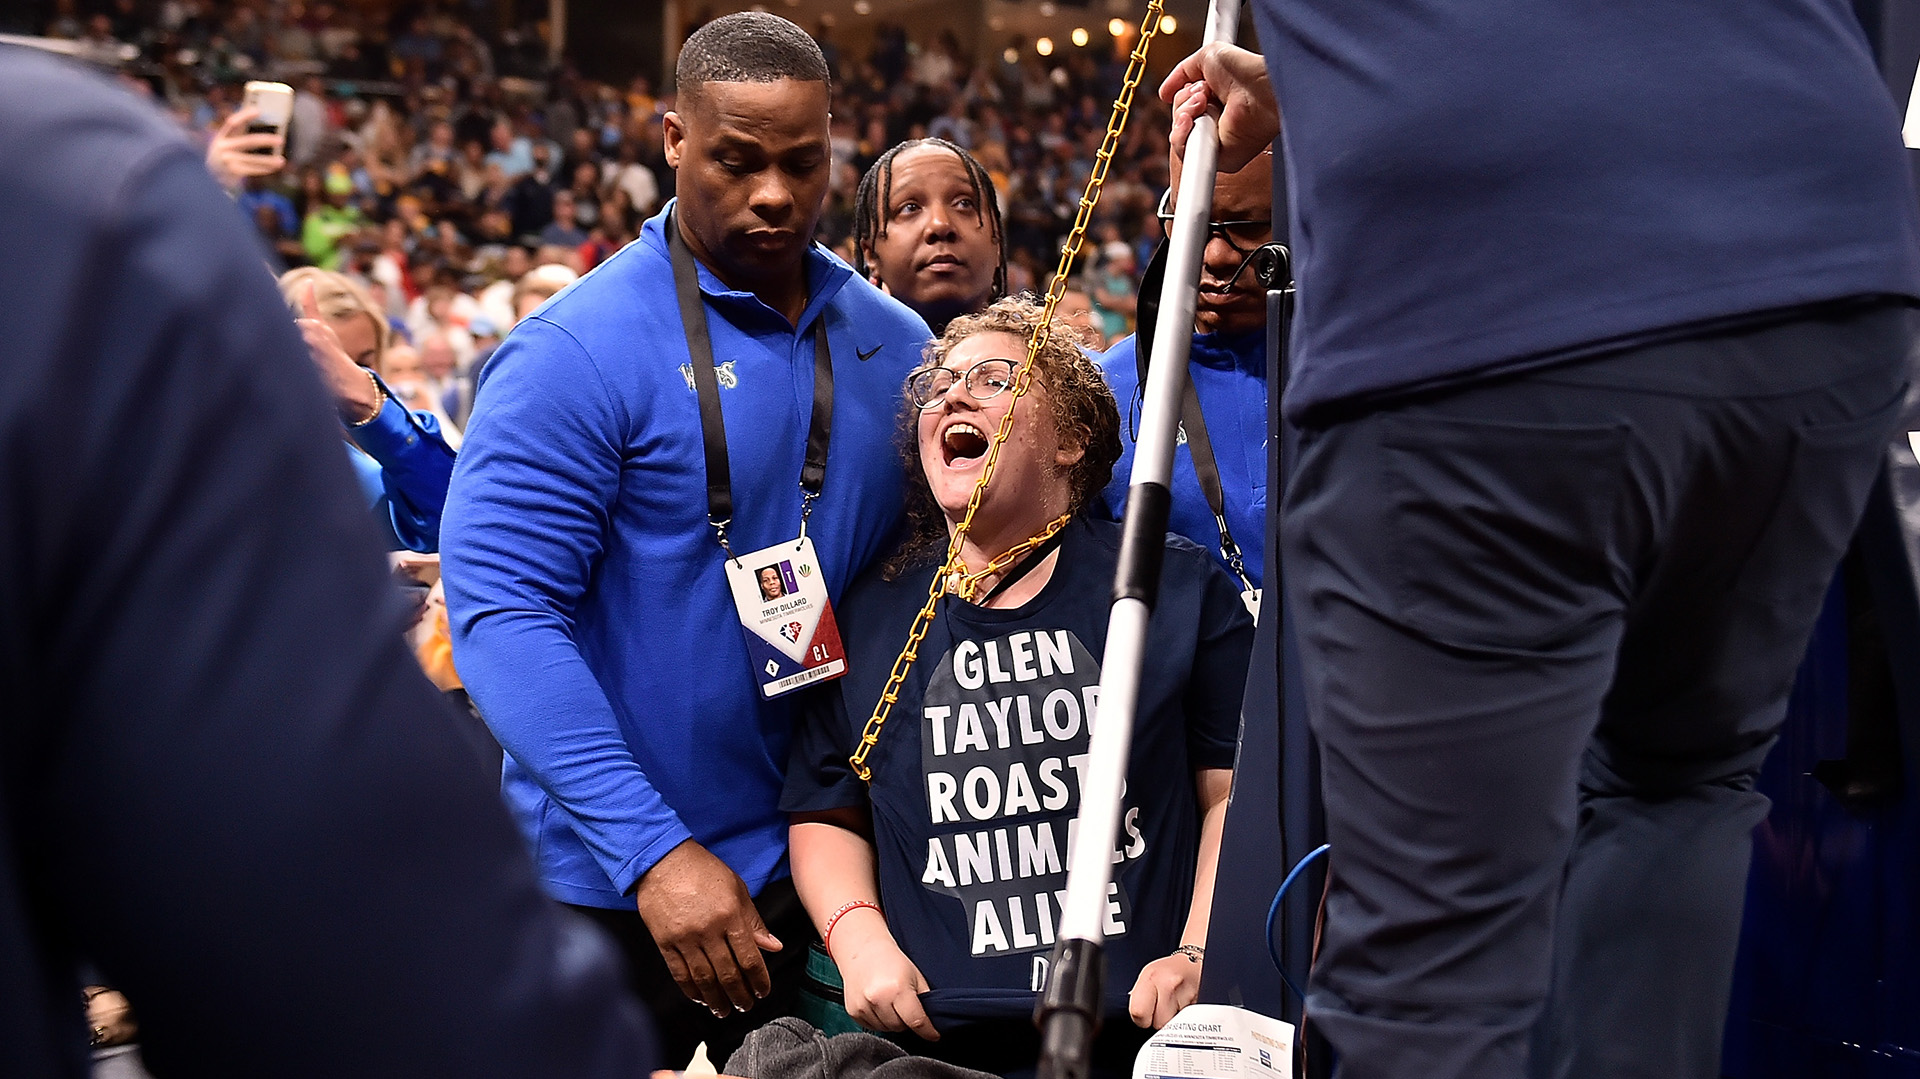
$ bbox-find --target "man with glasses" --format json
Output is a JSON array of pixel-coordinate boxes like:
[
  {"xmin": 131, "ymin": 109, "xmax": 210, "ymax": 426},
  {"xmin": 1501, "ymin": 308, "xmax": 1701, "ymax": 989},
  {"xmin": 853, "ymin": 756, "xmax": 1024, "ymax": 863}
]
[{"xmin": 1100, "ymin": 149, "xmax": 1277, "ymax": 597}]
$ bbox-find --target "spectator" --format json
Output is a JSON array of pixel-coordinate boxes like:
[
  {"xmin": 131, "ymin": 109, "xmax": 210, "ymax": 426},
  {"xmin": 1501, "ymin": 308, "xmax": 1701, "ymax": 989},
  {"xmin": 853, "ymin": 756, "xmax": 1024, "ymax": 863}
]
[
  {"xmin": 541, "ymin": 189, "xmax": 590, "ymax": 248},
  {"xmin": 1090, "ymin": 240, "xmax": 1138, "ymax": 341},
  {"xmin": 300, "ymin": 167, "xmax": 363, "ymax": 269},
  {"xmin": 852, "ymin": 138, "xmax": 1006, "ymax": 334},
  {"xmin": 280, "ymin": 267, "xmax": 457, "ymax": 552}
]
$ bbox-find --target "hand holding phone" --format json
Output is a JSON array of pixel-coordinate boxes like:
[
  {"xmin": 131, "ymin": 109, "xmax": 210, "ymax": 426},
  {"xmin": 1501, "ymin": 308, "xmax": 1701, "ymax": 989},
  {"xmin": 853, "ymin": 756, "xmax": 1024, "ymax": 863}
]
[{"xmin": 205, "ymin": 102, "xmax": 288, "ymax": 189}]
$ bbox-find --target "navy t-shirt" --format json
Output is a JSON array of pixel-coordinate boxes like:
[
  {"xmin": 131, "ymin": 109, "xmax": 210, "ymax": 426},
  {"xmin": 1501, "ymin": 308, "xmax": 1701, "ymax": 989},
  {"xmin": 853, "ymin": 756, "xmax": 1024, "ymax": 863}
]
[
  {"xmin": 783, "ymin": 516, "xmax": 1253, "ymax": 1029},
  {"xmin": 1258, "ymin": 0, "xmax": 1920, "ymax": 420}
]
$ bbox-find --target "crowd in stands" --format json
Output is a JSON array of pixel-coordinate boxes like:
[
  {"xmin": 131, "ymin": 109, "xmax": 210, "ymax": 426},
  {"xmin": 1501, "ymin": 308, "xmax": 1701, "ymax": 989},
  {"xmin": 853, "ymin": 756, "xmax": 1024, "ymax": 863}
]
[{"xmin": 43, "ymin": 0, "xmax": 1169, "ymax": 445}]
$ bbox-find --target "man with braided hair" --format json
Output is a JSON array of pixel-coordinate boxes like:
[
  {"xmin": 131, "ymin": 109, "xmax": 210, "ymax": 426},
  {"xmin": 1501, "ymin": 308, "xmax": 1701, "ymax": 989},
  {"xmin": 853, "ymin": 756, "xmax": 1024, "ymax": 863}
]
[{"xmin": 853, "ymin": 138, "xmax": 1008, "ymax": 334}]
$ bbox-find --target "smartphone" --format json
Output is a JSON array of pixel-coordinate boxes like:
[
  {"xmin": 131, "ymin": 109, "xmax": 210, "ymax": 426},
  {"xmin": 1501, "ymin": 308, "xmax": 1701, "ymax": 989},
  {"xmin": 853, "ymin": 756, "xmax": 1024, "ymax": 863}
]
[{"xmin": 240, "ymin": 80, "xmax": 294, "ymax": 155}]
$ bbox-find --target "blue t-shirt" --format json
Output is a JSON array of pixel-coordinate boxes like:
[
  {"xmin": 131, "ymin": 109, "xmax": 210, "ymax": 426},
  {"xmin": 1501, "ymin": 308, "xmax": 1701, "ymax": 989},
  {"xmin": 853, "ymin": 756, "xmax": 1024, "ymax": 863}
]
[
  {"xmin": 445, "ymin": 203, "xmax": 931, "ymax": 908},
  {"xmin": 783, "ymin": 516, "xmax": 1252, "ymax": 1029},
  {"xmin": 1258, "ymin": 0, "xmax": 1920, "ymax": 420},
  {"xmin": 1099, "ymin": 330, "xmax": 1268, "ymax": 588}
]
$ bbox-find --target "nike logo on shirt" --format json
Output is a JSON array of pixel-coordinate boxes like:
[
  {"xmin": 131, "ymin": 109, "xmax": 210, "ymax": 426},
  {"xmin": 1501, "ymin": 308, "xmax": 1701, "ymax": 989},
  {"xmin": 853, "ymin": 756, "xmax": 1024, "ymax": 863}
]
[{"xmin": 857, "ymin": 344, "xmax": 883, "ymax": 362}]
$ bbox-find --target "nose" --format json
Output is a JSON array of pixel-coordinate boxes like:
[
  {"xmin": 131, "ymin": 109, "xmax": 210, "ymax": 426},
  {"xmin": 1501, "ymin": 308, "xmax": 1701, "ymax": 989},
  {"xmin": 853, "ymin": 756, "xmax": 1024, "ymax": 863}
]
[
  {"xmin": 923, "ymin": 202, "xmax": 958, "ymax": 242},
  {"xmin": 1201, "ymin": 232, "xmax": 1241, "ymax": 284},
  {"xmin": 749, "ymin": 173, "xmax": 795, "ymax": 222}
]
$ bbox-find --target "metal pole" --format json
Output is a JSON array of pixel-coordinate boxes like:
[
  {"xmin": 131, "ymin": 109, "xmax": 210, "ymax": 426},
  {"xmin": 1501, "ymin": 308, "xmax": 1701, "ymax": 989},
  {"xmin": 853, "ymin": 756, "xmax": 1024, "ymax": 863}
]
[{"xmin": 1035, "ymin": 3, "xmax": 1242, "ymax": 1076}]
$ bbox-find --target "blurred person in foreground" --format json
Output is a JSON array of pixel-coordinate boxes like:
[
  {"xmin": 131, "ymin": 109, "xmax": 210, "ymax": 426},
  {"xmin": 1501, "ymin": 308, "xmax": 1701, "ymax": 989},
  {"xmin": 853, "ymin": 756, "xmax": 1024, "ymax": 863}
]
[
  {"xmin": 852, "ymin": 138, "xmax": 1006, "ymax": 334},
  {"xmin": 1162, "ymin": 4, "xmax": 1919, "ymax": 1075},
  {"xmin": 442, "ymin": 12, "xmax": 930, "ymax": 1067},
  {"xmin": 784, "ymin": 298, "xmax": 1252, "ymax": 1077},
  {"xmin": 0, "ymin": 44, "xmax": 656, "ymax": 1078},
  {"xmin": 1101, "ymin": 149, "xmax": 1277, "ymax": 593},
  {"xmin": 278, "ymin": 267, "xmax": 457, "ymax": 552}
]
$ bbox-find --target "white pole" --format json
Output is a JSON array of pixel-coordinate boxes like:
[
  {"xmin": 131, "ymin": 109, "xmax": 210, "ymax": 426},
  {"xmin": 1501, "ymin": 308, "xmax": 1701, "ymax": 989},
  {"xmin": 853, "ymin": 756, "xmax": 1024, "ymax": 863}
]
[{"xmin": 1056, "ymin": 0, "xmax": 1239, "ymax": 946}]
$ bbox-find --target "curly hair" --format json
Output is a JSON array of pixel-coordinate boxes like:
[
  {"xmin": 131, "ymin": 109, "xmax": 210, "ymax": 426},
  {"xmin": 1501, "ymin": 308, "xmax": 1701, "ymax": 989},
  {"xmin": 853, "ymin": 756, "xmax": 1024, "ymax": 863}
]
[{"xmin": 884, "ymin": 295, "xmax": 1121, "ymax": 579}]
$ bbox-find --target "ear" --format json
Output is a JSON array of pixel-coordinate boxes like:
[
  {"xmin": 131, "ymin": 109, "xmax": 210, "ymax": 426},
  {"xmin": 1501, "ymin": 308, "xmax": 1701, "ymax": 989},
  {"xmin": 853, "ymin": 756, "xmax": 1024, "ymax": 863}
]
[
  {"xmin": 662, "ymin": 110, "xmax": 686, "ymax": 170},
  {"xmin": 1054, "ymin": 438, "xmax": 1086, "ymax": 469}
]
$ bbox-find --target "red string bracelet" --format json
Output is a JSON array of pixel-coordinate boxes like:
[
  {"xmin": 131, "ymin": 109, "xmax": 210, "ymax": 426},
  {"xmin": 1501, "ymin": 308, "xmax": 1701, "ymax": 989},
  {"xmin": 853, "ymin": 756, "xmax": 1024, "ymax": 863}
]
[{"xmin": 824, "ymin": 900, "xmax": 881, "ymax": 959}]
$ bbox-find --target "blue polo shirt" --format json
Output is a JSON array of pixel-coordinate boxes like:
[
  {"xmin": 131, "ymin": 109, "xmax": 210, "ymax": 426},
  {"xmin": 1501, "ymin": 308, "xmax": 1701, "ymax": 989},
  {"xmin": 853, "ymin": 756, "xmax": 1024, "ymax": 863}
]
[
  {"xmin": 1256, "ymin": 0, "xmax": 1920, "ymax": 420},
  {"xmin": 1099, "ymin": 330, "xmax": 1268, "ymax": 588},
  {"xmin": 443, "ymin": 203, "xmax": 930, "ymax": 908}
]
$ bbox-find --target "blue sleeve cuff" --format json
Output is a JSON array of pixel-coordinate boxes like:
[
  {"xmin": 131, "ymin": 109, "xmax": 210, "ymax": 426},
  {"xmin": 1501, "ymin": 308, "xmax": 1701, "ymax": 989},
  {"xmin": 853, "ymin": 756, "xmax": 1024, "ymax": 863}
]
[
  {"xmin": 348, "ymin": 393, "xmax": 425, "ymax": 464},
  {"xmin": 611, "ymin": 823, "xmax": 697, "ymax": 897}
]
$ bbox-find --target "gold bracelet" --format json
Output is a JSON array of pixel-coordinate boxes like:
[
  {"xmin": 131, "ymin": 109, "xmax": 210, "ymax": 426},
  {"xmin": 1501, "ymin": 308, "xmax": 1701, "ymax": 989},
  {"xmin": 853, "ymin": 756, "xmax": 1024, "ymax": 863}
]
[{"xmin": 346, "ymin": 367, "xmax": 384, "ymax": 428}]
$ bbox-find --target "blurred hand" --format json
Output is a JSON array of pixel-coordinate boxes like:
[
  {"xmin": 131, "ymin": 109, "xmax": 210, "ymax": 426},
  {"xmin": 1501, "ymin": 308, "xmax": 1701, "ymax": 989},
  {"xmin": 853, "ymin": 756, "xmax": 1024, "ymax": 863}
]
[
  {"xmin": 829, "ymin": 909, "xmax": 938, "ymax": 1041},
  {"xmin": 1158, "ymin": 43, "xmax": 1280, "ymax": 173},
  {"xmin": 1128, "ymin": 952, "xmax": 1202, "ymax": 1029},
  {"xmin": 84, "ymin": 987, "xmax": 137, "ymax": 1048},
  {"xmin": 295, "ymin": 284, "xmax": 383, "ymax": 424},
  {"xmin": 205, "ymin": 106, "xmax": 287, "ymax": 190},
  {"xmin": 633, "ymin": 840, "xmax": 783, "ymax": 1017}
]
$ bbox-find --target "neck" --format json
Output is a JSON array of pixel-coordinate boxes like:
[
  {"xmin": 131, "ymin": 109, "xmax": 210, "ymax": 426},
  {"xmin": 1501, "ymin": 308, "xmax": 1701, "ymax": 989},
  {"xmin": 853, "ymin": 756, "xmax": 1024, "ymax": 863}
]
[
  {"xmin": 674, "ymin": 214, "xmax": 810, "ymax": 326},
  {"xmin": 948, "ymin": 497, "xmax": 1070, "ymax": 569}
]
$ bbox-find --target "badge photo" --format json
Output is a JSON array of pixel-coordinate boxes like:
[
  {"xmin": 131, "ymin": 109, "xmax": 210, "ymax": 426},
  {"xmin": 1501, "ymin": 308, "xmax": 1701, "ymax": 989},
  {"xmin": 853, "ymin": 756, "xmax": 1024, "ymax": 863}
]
[{"xmin": 723, "ymin": 535, "xmax": 847, "ymax": 699}]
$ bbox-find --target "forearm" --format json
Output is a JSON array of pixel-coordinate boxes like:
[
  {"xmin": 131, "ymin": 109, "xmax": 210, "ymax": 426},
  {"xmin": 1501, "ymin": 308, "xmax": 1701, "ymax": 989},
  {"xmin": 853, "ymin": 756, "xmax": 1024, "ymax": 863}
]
[
  {"xmin": 1178, "ymin": 769, "xmax": 1234, "ymax": 948},
  {"xmin": 791, "ymin": 814, "xmax": 885, "ymax": 934}
]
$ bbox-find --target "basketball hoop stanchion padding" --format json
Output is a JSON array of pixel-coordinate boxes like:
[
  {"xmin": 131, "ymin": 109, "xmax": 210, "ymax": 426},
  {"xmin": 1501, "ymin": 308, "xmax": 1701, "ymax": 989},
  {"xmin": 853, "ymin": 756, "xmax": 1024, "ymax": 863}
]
[{"xmin": 1035, "ymin": 4, "xmax": 1243, "ymax": 1079}]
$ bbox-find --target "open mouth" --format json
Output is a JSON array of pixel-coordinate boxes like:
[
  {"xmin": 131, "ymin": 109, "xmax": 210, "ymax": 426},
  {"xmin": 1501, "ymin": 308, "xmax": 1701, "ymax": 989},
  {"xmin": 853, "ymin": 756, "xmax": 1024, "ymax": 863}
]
[{"xmin": 941, "ymin": 422, "xmax": 990, "ymax": 466}]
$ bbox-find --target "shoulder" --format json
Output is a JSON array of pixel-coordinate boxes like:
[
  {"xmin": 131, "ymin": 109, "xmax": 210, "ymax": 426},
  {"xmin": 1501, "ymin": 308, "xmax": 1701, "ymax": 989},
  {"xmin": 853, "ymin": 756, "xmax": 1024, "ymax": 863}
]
[
  {"xmin": 1098, "ymin": 335, "xmax": 1138, "ymax": 394},
  {"xmin": 841, "ymin": 559, "xmax": 937, "ymax": 624},
  {"xmin": 829, "ymin": 269, "xmax": 933, "ymax": 357},
  {"xmin": 0, "ymin": 49, "xmax": 201, "ymax": 224}
]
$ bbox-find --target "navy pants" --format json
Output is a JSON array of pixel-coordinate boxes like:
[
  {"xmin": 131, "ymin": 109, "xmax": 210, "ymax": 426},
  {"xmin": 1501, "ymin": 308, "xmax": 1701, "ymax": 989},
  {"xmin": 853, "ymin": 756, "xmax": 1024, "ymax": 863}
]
[{"xmin": 1282, "ymin": 300, "xmax": 1911, "ymax": 1079}]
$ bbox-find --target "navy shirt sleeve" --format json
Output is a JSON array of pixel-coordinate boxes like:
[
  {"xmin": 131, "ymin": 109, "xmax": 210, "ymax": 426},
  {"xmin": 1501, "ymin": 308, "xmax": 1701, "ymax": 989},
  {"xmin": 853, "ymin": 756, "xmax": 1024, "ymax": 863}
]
[
  {"xmin": 1178, "ymin": 542, "xmax": 1256, "ymax": 770},
  {"xmin": 0, "ymin": 52, "xmax": 655, "ymax": 1078},
  {"xmin": 781, "ymin": 681, "xmax": 871, "ymax": 814}
]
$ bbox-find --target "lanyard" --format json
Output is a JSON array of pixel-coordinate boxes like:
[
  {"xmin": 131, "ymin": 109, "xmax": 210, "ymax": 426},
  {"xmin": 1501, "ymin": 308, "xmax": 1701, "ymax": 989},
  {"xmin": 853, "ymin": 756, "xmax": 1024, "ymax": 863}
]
[
  {"xmin": 668, "ymin": 208, "xmax": 834, "ymax": 559},
  {"xmin": 1133, "ymin": 241, "xmax": 1253, "ymax": 594}
]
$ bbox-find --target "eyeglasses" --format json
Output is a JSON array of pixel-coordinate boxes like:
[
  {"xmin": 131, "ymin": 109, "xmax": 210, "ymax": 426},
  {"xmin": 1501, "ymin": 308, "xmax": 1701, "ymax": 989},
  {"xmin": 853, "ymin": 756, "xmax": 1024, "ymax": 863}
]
[
  {"xmin": 1156, "ymin": 188, "xmax": 1272, "ymax": 257},
  {"xmin": 906, "ymin": 358, "xmax": 1019, "ymax": 410}
]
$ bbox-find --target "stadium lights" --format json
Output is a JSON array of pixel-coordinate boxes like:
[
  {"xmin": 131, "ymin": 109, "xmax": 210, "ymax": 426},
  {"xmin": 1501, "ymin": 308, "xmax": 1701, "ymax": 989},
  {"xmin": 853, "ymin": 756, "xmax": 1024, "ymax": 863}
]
[
  {"xmin": 1003, "ymin": 46, "xmax": 1019, "ymax": 64},
  {"xmin": 1071, "ymin": 27, "xmax": 1090, "ymax": 47},
  {"xmin": 1109, "ymin": 18, "xmax": 1129, "ymax": 37},
  {"xmin": 1036, "ymin": 36, "xmax": 1055, "ymax": 56},
  {"xmin": 852, "ymin": 0, "xmax": 871, "ymax": 13},
  {"xmin": 1159, "ymin": 15, "xmax": 1177, "ymax": 33}
]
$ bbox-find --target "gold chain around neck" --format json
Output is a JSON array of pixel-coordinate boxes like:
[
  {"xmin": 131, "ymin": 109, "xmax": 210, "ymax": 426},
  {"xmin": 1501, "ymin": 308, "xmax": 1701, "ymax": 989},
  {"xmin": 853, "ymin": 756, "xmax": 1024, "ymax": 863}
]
[
  {"xmin": 849, "ymin": 1, "xmax": 1165, "ymax": 783},
  {"xmin": 946, "ymin": 512, "xmax": 1075, "ymax": 603}
]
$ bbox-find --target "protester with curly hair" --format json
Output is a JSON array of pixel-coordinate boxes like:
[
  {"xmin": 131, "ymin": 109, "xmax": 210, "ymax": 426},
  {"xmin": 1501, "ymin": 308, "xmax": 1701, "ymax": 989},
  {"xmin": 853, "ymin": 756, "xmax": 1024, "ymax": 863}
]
[{"xmin": 783, "ymin": 297, "xmax": 1253, "ymax": 1079}]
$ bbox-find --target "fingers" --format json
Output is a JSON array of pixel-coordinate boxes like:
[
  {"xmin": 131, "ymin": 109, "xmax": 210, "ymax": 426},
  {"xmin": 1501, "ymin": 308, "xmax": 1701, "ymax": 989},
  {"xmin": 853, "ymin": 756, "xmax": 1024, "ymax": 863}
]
[
  {"xmin": 893, "ymin": 973, "xmax": 939, "ymax": 1042},
  {"xmin": 656, "ymin": 945, "xmax": 708, "ymax": 1013},
  {"xmin": 675, "ymin": 942, "xmax": 733, "ymax": 1017},
  {"xmin": 1129, "ymin": 976, "xmax": 1155, "ymax": 1028},
  {"xmin": 1158, "ymin": 46, "xmax": 1214, "ymax": 104},
  {"xmin": 710, "ymin": 930, "xmax": 764, "ymax": 1012},
  {"xmin": 301, "ymin": 282, "xmax": 323, "ymax": 322},
  {"xmin": 217, "ymin": 105, "xmax": 259, "ymax": 139}
]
